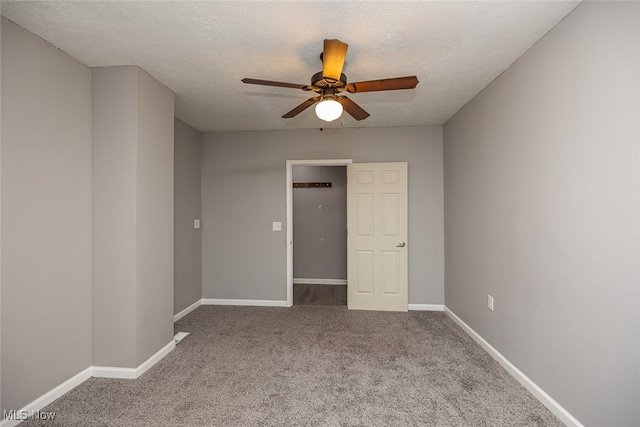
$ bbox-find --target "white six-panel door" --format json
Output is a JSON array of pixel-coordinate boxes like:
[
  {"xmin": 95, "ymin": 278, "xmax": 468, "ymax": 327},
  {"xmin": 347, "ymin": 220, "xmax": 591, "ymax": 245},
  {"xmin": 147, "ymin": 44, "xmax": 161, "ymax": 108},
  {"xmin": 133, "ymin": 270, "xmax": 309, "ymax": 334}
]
[{"xmin": 347, "ymin": 162, "xmax": 408, "ymax": 311}]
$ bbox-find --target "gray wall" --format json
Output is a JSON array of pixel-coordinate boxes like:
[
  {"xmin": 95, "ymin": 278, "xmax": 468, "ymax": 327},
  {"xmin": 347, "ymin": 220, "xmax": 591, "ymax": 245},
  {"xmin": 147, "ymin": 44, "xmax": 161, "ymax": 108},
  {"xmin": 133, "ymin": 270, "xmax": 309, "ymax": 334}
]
[
  {"xmin": 443, "ymin": 2, "xmax": 639, "ymax": 426},
  {"xmin": 92, "ymin": 66, "xmax": 174, "ymax": 368},
  {"xmin": 174, "ymin": 118, "xmax": 203, "ymax": 314},
  {"xmin": 92, "ymin": 66, "xmax": 138, "ymax": 367},
  {"xmin": 293, "ymin": 166, "xmax": 347, "ymax": 280},
  {"xmin": 1, "ymin": 12, "xmax": 4, "ymax": 414},
  {"xmin": 202, "ymin": 126, "xmax": 444, "ymax": 304},
  {"xmin": 1, "ymin": 18, "xmax": 92, "ymax": 412},
  {"xmin": 0, "ymin": 13, "xmax": 4, "ymax": 410},
  {"xmin": 134, "ymin": 67, "xmax": 175, "ymax": 365}
]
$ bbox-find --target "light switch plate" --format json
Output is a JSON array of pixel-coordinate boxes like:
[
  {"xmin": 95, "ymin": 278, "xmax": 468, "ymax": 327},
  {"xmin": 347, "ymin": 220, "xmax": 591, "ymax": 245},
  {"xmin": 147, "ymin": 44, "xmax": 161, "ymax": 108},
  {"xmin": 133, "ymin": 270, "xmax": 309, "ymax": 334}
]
[
  {"xmin": 272, "ymin": 221, "xmax": 282, "ymax": 231},
  {"xmin": 194, "ymin": 219, "xmax": 200, "ymax": 229}
]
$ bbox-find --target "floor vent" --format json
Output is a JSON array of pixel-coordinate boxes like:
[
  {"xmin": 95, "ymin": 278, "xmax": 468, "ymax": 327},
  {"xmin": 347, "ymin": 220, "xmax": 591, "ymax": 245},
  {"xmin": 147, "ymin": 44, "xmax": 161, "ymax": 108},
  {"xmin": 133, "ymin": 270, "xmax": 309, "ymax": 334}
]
[{"xmin": 174, "ymin": 332, "xmax": 190, "ymax": 343}]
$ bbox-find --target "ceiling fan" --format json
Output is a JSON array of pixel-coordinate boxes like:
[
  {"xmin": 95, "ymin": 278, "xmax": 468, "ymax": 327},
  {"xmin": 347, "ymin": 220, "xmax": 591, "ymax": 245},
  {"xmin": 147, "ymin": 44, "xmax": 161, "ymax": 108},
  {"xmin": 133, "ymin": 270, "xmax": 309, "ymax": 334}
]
[{"xmin": 241, "ymin": 39, "xmax": 419, "ymax": 122}]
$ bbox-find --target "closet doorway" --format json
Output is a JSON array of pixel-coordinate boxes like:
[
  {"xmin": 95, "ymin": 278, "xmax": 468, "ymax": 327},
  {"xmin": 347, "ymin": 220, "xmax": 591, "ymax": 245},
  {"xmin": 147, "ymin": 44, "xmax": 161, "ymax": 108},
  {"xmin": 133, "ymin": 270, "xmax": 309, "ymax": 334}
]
[{"xmin": 286, "ymin": 160, "xmax": 352, "ymax": 306}]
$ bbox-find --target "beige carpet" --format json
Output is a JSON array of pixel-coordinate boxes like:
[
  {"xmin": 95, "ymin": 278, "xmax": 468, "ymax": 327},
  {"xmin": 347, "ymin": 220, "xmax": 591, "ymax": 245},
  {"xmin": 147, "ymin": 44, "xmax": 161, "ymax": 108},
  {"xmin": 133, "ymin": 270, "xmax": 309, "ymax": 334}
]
[{"xmin": 21, "ymin": 306, "xmax": 562, "ymax": 426}]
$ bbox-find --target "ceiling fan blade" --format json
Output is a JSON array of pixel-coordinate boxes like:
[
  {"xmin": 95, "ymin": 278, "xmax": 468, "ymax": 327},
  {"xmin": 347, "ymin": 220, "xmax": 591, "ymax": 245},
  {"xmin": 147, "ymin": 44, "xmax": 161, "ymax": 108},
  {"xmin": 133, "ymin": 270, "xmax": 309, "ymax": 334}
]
[
  {"xmin": 322, "ymin": 39, "xmax": 348, "ymax": 81},
  {"xmin": 345, "ymin": 76, "xmax": 419, "ymax": 93},
  {"xmin": 338, "ymin": 96, "xmax": 370, "ymax": 121},
  {"xmin": 282, "ymin": 97, "xmax": 320, "ymax": 118},
  {"xmin": 242, "ymin": 78, "xmax": 308, "ymax": 90}
]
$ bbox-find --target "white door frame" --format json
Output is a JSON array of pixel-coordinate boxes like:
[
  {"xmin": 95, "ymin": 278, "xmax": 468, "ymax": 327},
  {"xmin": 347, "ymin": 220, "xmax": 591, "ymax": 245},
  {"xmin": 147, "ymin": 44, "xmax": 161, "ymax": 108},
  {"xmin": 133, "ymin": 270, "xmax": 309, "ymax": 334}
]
[{"xmin": 286, "ymin": 159, "xmax": 353, "ymax": 306}]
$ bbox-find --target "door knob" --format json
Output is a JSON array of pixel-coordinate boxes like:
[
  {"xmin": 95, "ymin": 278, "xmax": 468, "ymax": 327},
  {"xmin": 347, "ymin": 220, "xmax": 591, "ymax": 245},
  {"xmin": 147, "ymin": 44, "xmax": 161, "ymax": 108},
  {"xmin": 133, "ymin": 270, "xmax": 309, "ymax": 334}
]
[{"xmin": 396, "ymin": 242, "xmax": 406, "ymax": 247}]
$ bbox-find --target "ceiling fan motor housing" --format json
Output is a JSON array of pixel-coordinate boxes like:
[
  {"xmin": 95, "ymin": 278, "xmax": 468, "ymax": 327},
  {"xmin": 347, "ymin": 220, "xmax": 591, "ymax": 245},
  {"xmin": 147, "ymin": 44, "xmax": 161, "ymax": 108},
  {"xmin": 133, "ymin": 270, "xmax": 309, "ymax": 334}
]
[{"xmin": 311, "ymin": 71, "xmax": 347, "ymax": 90}]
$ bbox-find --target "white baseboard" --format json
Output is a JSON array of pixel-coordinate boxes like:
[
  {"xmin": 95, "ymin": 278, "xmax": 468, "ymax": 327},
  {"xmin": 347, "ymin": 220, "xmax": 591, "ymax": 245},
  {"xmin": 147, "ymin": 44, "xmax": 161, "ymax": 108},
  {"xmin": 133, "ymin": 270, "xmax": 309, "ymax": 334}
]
[
  {"xmin": 408, "ymin": 304, "xmax": 444, "ymax": 311},
  {"xmin": 201, "ymin": 298, "xmax": 288, "ymax": 307},
  {"xmin": 293, "ymin": 278, "xmax": 347, "ymax": 285},
  {"xmin": 444, "ymin": 306, "xmax": 583, "ymax": 427},
  {"xmin": 174, "ymin": 299, "xmax": 202, "ymax": 322},
  {"xmin": 0, "ymin": 367, "xmax": 92, "ymax": 427},
  {"xmin": 91, "ymin": 366, "xmax": 137, "ymax": 380},
  {"xmin": 2, "ymin": 341, "xmax": 175, "ymax": 425},
  {"xmin": 92, "ymin": 340, "xmax": 175, "ymax": 379}
]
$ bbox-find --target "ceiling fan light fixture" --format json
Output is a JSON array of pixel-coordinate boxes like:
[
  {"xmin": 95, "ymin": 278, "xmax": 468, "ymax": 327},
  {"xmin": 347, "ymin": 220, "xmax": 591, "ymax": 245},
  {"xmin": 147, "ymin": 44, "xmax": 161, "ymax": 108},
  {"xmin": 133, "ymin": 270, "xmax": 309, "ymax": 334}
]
[{"xmin": 315, "ymin": 98, "xmax": 343, "ymax": 122}]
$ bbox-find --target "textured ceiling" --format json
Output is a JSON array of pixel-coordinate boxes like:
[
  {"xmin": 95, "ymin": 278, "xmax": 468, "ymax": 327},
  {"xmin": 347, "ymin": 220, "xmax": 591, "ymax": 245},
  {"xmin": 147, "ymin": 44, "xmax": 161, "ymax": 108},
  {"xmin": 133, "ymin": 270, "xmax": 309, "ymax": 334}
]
[{"xmin": 1, "ymin": 1, "xmax": 580, "ymax": 132}]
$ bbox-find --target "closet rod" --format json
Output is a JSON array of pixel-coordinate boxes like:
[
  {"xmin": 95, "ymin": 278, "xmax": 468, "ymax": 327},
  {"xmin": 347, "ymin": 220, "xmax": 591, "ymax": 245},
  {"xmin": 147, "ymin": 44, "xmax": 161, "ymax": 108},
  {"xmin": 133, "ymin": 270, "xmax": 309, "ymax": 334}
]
[{"xmin": 293, "ymin": 182, "xmax": 332, "ymax": 188}]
